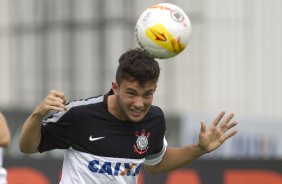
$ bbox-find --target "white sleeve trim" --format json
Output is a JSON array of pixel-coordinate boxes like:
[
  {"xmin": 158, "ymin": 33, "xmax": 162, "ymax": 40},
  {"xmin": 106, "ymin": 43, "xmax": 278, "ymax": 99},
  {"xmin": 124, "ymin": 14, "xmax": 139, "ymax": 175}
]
[{"xmin": 144, "ymin": 137, "xmax": 167, "ymax": 166}]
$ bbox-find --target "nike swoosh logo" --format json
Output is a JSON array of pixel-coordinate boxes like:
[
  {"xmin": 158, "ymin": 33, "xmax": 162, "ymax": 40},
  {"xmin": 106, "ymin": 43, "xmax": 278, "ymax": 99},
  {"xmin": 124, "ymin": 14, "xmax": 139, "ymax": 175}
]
[{"xmin": 89, "ymin": 135, "xmax": 105, "ymax": 142}]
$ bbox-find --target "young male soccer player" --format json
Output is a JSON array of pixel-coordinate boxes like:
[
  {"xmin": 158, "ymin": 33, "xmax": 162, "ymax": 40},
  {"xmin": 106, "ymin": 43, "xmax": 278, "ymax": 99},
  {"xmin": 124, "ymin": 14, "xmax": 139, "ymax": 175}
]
[{"xmin": 19, "ymin": 48, "xmax": 238, "ymax": 184}]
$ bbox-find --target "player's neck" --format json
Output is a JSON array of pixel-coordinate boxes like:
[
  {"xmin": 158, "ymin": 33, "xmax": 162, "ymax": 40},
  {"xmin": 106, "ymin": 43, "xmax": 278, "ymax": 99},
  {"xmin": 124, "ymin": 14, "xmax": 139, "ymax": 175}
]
[{"xmin": 107, "ymin": 95, "xmax": 127, "ymax": 121}]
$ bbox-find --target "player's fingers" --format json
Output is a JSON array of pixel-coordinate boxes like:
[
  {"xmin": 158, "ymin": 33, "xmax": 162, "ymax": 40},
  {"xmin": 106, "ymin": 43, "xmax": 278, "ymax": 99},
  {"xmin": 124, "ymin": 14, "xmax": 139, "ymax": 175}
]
[
  {"xmin": 47, "ymin": 90, "xmax": 66, "ymax": 102},
  {"xmin": 220, "ymin": 113, "xmax": 235, "ymax": 128},
  {"xmin": 49, "ymin": 90, "xmax": 66, "ymax": 100},
  {"xmin": 224, "ymin": 121, "xmax": 237, "ymax": 132},
  {"xmin": 61, "ymin": 95, "xmax": 67, "ymax": 104},
  {"xmin": 45, "ymin": 98, "xmax": 66, "ymax": 110},
  {"xmin": 212, "ymin": 111, "xmax": 225, "ymax": 126},
  {"xmin": 45, "ymin": 104, "xmax": 66, "ymax": 112},
  {"xmin": 47, "ymin": 95, "xmax": 65, "ymax": 104},
  {"xmin": 200, "ymin": 121, "xmax": 206, "ymax": 133},
  {"xmin": 223, "ymin": 130, "xmax": 238, "ymax": 141},
  {"xmin": 55, "ymin": 92, "xmax": 67, "ymax": 106}
]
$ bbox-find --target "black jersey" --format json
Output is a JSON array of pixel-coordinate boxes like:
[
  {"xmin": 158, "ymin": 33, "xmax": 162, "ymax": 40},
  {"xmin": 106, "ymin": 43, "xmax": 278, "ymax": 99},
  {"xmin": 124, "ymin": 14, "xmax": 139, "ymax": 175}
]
[{"xmin": 39, "ymin": 90, "xmax": 167, "ymax": 184}]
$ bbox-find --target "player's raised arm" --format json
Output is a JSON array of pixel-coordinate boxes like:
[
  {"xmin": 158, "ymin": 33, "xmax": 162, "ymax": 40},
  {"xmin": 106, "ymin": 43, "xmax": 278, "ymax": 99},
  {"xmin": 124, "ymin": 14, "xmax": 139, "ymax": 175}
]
[
  {"xmin": 144, "ymin": 111, "xmax": 238, "ymax": 174},
  {"xmin": 19, "ymin": 90, "xmax": 67, "ymax": 154}
]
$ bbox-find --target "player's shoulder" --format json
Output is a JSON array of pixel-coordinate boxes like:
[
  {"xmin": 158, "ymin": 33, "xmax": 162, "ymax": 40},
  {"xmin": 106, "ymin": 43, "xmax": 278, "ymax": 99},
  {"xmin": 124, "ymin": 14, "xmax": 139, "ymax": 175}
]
[
  {"xmin": 43, "ymin": 95, "xmax": 105, "ymax": 124},
  {"xmin": 148, "ymin": 105, "xmax": 165, "ymax": 119},
  {"xmin": 150, "ymin": 105, "xmax": 164, "ymax": 113},
  {"xmin": 144, "ymin": 105, "xmax": 166, "ymax": 131},
  {"xmin": 66, "ymin": 95, "xmax": 104, "ymax": 110}
]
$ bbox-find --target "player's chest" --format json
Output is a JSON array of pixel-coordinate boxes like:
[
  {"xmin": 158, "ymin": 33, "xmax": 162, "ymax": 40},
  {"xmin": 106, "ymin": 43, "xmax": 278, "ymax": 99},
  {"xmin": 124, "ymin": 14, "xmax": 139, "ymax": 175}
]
[{"xmin": 73, "ymin": 117, "xmax": 162, "ymax": 159}]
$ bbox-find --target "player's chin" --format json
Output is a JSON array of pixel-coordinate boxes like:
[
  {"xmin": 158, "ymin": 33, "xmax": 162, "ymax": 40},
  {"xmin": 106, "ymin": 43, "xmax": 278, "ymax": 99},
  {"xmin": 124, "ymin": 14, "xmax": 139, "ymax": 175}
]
[
  {"xmin": 128, "ymin": 112, "xmax": 146, "ymax": 123},
  {"xmin": 129, "ymin": 115, "xmax": 145, "ymax": 123}
]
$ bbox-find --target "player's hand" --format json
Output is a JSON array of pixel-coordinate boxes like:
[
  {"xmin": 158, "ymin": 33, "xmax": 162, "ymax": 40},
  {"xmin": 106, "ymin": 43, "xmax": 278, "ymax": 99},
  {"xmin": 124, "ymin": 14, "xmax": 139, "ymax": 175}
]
[
  {"xmin": 197, "ymin": 111, "xmax": 238, "ymax": 153},
  {"xmin": 32, "ymin": 90, "xmax": 67, "ymax": 118}
]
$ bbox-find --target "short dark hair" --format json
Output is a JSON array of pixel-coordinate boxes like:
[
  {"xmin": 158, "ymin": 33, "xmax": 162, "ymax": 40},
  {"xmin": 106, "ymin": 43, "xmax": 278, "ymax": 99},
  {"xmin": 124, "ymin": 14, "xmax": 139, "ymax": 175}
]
[{"xmin": 116, "ymin": 48, "xmax": 160, "ymax": 86}]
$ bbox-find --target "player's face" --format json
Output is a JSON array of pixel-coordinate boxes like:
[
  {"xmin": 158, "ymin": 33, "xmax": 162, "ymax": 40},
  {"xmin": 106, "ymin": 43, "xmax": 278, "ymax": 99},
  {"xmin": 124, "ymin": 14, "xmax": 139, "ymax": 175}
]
[{"xmin": 112, "ymin": 79, "xmax": 157, "ymax": 123}]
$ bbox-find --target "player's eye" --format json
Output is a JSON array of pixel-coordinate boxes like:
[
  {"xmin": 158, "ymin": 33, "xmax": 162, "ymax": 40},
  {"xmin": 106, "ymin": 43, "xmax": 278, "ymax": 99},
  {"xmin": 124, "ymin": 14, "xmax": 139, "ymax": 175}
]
[
  {"xmin": 126, "ymin": 91, "xmax": 136, "ymax": 97},
  {"xmin": 144, "ymin": 92, "xmax": 153, "ymax": 98}
]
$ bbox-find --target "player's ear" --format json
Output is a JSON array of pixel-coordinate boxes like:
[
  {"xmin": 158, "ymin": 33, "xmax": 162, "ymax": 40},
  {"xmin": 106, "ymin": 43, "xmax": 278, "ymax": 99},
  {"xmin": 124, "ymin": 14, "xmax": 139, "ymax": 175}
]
[
  {"xmin": 154, "ymin": 84, "xmax": 158, "ymax": 91},
  {"xmin": 112, "ymin": 82, "xmax": 119, "ymax": 95}
]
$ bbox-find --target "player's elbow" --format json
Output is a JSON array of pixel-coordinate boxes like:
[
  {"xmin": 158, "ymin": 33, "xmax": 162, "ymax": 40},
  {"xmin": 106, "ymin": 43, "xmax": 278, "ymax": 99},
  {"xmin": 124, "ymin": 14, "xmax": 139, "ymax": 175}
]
[
  {"xmin": 19, "ymin": 141, "xmax": 38, "ymax": 154},
  {"xmin": 145, "ymin": 169, "xmax": 161, "ymax": 175},
  {"xmin": 143, "ymin": 164, "xmax": 163, "ymax": 175},
  {"xmin": 19, "ymin": 146, "xmax": 38, "ymax": 154}
]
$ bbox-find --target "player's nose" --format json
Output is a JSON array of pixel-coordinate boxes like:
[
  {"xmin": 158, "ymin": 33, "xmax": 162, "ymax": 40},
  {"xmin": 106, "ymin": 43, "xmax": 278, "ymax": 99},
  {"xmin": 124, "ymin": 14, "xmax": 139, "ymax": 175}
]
[{"xmin": 133, "ymin": 96, "xmax": 144, "ymax": 108}]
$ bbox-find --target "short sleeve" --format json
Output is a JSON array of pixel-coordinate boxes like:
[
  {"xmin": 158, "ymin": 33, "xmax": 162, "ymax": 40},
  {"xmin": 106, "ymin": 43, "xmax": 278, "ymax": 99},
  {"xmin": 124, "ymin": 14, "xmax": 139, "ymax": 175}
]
[
  {"xmin": 38, "ymin": 109, "xmax": 74, "ymax": 152},
  {"xmin": 144, "ymin": 137, "xmax": 167, "ymax": 165}
]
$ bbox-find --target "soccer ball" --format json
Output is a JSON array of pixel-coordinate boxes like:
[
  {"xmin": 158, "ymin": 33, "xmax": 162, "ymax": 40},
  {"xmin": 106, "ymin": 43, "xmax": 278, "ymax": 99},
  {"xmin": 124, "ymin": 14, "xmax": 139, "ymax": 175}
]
[{"xmin": 135, "ymin": 3, "xmax": 192, "ymax": 59}]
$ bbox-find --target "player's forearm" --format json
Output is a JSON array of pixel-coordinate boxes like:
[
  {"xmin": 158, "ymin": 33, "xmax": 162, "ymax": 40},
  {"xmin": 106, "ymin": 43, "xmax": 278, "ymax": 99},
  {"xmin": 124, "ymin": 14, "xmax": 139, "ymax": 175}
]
[
  {"xmin": 0, "ymin": 113, "xmax": 11, "ymax": 147},
  {"xmin": 144, "ymin": 144, "xmax": 206, "ymax": 174},
  {"xmin": 0, "ymin": 128, "xmax": 10, "ymax": 148},
  {"xmin": 19, "ymin": 113, "xmax": 43, "ymax": 154}
]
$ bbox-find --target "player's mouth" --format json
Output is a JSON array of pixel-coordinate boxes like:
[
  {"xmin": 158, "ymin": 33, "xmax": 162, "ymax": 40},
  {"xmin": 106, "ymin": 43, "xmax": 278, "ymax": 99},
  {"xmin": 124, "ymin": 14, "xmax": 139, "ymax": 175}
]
[{"xmin": 129, "ymin": 109, "xmax": 144, "ymax": 117}]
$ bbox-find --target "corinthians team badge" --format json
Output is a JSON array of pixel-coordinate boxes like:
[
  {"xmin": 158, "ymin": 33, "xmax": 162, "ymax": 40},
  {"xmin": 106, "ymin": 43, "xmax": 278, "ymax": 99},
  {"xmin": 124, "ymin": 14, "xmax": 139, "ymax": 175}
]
[{"xmin": 134, "ymin": 129, "xmax": 151, "ymax": 155}]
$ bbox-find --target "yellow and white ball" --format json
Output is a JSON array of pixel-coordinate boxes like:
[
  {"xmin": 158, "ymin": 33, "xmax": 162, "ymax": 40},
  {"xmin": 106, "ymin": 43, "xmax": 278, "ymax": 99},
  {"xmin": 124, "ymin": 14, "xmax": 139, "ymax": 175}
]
[{"xmin": 135, "ymin": 3, "xmax": 192, "ymax": 59}]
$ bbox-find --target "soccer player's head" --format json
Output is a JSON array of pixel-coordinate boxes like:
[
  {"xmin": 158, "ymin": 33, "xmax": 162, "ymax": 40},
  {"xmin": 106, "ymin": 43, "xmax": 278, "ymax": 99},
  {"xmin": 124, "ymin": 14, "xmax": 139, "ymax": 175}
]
[
  {"xmin": 115, "ymin": 48, "xmax": 160, "ymax": 86},
  {"xmin": 112, "ymin": 48, "xmax": 160, "ymax": 122}
]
